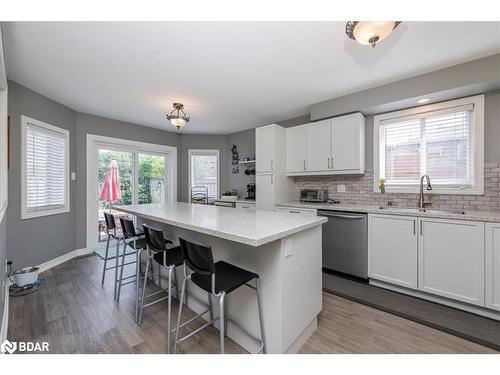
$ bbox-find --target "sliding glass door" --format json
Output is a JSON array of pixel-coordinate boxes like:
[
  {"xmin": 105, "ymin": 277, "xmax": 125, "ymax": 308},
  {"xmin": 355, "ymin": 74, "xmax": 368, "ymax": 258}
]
[{"xmin": 93, "ymin": 146, "xmax": 168, "ymax": 253}]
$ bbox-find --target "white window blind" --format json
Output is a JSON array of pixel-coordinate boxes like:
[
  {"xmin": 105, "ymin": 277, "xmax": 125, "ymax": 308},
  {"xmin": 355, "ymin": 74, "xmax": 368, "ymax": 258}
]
[
  {"xmin": 379, "ymin": 104, "xmax": 475, "ymax": 188},
  {"xmin": 22, "ymin": 117, "xmax": 69, "ymax": 218},
  {"xmin": 189, "ymin": 150, "xmax": 219, "ymax": 199}
]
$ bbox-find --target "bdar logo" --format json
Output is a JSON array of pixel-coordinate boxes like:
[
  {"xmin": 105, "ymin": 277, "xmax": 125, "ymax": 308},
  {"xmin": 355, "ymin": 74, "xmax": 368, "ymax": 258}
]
[{"xmin": 1, "ymin": 340, "xmax": 17, "ymax": 354}]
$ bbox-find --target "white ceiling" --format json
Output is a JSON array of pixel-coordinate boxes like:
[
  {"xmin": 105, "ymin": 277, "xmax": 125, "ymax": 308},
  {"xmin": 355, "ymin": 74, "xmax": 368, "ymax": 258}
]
[{"xmin": 4, "ymin": 22, "xmax": 500, "ymax": 134}]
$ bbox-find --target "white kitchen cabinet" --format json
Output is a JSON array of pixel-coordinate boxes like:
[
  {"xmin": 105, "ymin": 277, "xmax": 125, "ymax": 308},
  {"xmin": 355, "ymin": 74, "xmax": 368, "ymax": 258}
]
[
  {"xmin": 286, "ymin": 125, "xmax": 307, "ymax": 173},
  {"xmin": 275, "ymin": 206, "xmax": 317, "ymax": 216},
  {"xmin": 418, "ymin": 218, "xmax": 484, "ymax": 306},
  {"xmin": 486, "ymin": 223, "xmax": 500, "ymax": 311},
  {"xmin": 256, "ymin": 124, "xmax": 283, "ymax": 173},
  {"xmin": 306, "ymin": 119, "xmax": 330, "ymax": 172},
  {"xmin": 368, "ymin": 214, "xmax": 418, "ymax": 289},
  {"xmin": 255, "ymin": 173, "xmax": 275, "ymax": 210},
  {"xmin": 285, "ymin": 113, "xmax": 365, "ymax": 176},
  {"xmin": 236, "ymin": 202, "xmax": 256, "ymax": 210},
  {"xmin": 330, "ymin": 113, "xmax": 364, "ymax": 171}
]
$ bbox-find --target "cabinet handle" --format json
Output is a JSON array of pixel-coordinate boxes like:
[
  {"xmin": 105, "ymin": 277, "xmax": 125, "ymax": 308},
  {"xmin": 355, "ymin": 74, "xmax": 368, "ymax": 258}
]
[
  {"xmin": 331, "ymin": 157, "xmax": 333, "ymax": 169},
  {"xmin": 327, "ymin": 158, "xmax": 330, "ymax": 169},
  {"xmin": 413, "ymin": 220, "xmax": 416, "ymax": 235},
  {"xmin": 420, "ymin": 220, "xmax": 423, "ymax": 236},
  {"xmin": 289, "ymin": 210, "xmax": 301, "ymax": 214},
  {"xmin": 271, "ymin": 160, "xmax": 274, "ymax": 171},
  {"xmin": 304, "ymin": 160, "xmax": 306, "ymax": 170},
  {"xmin": 271, "ymin": 174, "xmax": 273, "ymax": 184}
]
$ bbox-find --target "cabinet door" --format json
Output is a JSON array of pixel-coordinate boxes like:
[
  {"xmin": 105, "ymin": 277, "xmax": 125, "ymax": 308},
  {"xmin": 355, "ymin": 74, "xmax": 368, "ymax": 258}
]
[
  {"xmin": 256, "ymin": 126, "xmax": 275, "ymax": 173},
  {"xmin": 286, "ymin": 126, "xmax": 307, "ymax": 173},
  {"xmin": 486, "ymin": 223, "xmax": 500, "ymax": 311},
  {"xmin": 368, "ymin": 214, "xmax": 417, "ymax": 289},
  {"xmin": 330, "ymin": 115, "xmax": 361, "ymax": 171},
  {"xmin": 419, "ymin": 218, "xmax": 484, "ymax": 306},
  {"xmin": 306, "ymin": 119, "xmax": 330, "ymax": 171},
  {"xmin": 255, "ymin": 174, "xmax": 275, "ymax": 211}
]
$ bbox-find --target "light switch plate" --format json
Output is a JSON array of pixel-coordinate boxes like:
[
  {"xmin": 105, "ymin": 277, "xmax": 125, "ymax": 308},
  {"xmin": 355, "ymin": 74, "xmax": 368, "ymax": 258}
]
[
  {"xmin": 337, "ymin": 184, "xmax": 346, "ymax": 193},
  {"xmin": 71, "ymin": 172, "xmax": 76, "ymax": 181}
]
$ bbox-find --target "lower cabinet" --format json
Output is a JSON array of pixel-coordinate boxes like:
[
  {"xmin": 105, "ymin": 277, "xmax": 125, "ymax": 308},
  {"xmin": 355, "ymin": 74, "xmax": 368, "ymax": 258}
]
[
  {"xmin": 486, "ymin": 223, "xmax": 500, "ymax": 311},
  {"xmin": 418, "ymin": 218, "xmax": 484, "ymax": 306},
  {"xmin": 368, "ymin": 214, "xmax": 417, "ymax": 289},
  {"xmin": 368, "ymin": 214, "xmax": 489, "ymax": 309}
]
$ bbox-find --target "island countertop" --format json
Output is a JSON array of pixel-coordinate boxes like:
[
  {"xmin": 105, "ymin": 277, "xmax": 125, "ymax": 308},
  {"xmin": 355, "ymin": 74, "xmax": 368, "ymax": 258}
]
[{"xmin": 114, "ymin": 202, "xmax": 327, "ymax": 247}]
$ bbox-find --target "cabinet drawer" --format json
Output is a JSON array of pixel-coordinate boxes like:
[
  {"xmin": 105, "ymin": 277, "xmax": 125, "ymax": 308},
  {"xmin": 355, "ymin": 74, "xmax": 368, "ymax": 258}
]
[
  {"xmin": 236, "ymin": 202, "xmax": 255, "ymax": 210},
  {"xmin": 275, "ymin": 207, "xmax": 317, "ymax": 216}
]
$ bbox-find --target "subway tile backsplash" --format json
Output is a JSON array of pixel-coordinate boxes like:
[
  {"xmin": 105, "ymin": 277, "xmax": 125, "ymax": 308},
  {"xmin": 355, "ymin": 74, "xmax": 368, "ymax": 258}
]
[{"xmin": 291, "ymin": 163, "xmax": 500, "ymax": 211}]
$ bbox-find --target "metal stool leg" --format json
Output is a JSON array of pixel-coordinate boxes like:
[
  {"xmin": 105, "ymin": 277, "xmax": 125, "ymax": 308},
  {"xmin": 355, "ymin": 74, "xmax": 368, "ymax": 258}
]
[
  {"xmin": 173, "ymin": 277, "xmax": 188, "ymax": 354},
  {"xmin": 224, "ymin": 296, "xmax": 228, "ymax": 337},
  {"xmin": 135, "ymin": 248, "xmax": 142, "ymax": 323},
  {"xmin": 116, "ymin": 242, "xmax": 128, "ymax": 302},
  {"xmin": 173, "ymin": 269, "xmax": 180, "ymax": 301},
  {"xmin": 101, "ymin": 235, "xmax": 110, "ymax": 284},
  {"xmin": 167, "ymin": 266, "xmax": 174, "ymax": 354},
  {"xmin": 219, "ymin": 292, "xmax": 226, "ymax": 354},
  {"xmin": 138, "ymin": 255, "xmax": 151, "ymax": 326},
  {"xmin": 256, "ymin": 279, "xmax": 266, "ymax": 354},
  {"xmin": 208, "ymin": 293, "xmax": 214, "ymax": 327},
  {"xmin": 113, "ymin": 238, "xmax": 120, "ymax": 300}
]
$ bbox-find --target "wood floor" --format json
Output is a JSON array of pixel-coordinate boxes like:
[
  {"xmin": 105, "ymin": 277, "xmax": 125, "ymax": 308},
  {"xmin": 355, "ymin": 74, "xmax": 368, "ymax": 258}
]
[{"xmin": 7, "ymin": 254, "xmax": 497, "ymax": 354}]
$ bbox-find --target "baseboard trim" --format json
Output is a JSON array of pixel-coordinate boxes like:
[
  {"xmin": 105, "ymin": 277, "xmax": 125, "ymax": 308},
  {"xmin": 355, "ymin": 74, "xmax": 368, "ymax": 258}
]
[
  {"xmin": 0, "ymin": 280, "xmax": 9, "ymax": 346},
  {"xmin": 38, "ymin": 248, "xmax": 92, "ymax": 274}
]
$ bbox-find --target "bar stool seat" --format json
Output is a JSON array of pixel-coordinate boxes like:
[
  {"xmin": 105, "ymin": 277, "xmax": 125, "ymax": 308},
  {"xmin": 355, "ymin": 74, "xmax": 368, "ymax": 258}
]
[
  {"xmin": 191, "ymin": 261, "xmax": 259, "ymax": 294},
  {"xmin": 152, "ymin": 247, "xmax": 184, "ymax": 268}
]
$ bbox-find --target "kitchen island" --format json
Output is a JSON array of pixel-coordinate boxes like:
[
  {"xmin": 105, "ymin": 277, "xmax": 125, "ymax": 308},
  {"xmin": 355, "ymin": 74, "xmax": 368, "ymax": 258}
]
[{"xmin": 115, "ymin": 202, "xmax": 327, "ymax": 354}]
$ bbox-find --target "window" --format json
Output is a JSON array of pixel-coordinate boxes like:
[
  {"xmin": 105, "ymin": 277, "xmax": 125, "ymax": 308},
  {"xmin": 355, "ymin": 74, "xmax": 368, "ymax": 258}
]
[
  {"xmin": 188, "ymin": 149, "xmax": 219, "ymax": 202},
  {"xmin": 21, "ymin": 116, "xmax": 70, "ymax": 219},
  {"xmin": 374, "ymin": 95, "xmax": 484, "ymax": 194}
]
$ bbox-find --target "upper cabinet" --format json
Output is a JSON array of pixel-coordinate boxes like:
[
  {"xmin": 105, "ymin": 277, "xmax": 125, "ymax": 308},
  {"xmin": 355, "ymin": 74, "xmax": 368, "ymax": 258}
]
[
  {"xmin": 256, "ymin": 124, "xmax": 277, "ymax": 173},
  {"xmin": 286, "ymin": 113, "xmax": 365, "ymax": 176}
]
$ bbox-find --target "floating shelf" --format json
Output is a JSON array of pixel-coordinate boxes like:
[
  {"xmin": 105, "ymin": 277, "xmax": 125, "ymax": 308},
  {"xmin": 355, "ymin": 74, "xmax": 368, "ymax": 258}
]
[{"xmin": 238, "ymin": 160, "xmax": 256, "ymax": 165}]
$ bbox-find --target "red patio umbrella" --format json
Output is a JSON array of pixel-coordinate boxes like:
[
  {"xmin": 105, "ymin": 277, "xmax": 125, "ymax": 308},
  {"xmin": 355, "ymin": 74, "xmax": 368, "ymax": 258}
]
[{"xmin": 100, "ymin": 160, "xmax": 122, "ymax": 211}]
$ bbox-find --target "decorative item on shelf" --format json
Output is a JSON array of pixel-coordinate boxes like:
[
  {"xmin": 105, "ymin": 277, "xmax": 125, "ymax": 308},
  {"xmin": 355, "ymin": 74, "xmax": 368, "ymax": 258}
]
[
  {"xmin": 378, "ymin": 178, "xmax": 386, "ymax": 194},
  {"xmin": 231, "ymin": 144, "xmax": 239, "ymax": 174},
  {"xmin": 221, "ymin": 190, "xmax": 238, "ymax": 201},
  {"xmin": 345, "ymin": 21, "xmax": 401, "ymax": 48},
  {"xmin": 166, "ymin": 102, "xmax": 190, "ymax": 130},
  {"xmin": 246, "ymin": 183, "xmax": 256, "ymax": 200}
]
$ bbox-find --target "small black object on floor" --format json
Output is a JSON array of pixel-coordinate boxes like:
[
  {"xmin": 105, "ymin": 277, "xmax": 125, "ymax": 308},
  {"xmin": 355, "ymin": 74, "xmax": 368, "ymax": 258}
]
[{"xmin": 322, "ymin": 272, "xmax": 500, "ymax": 351}]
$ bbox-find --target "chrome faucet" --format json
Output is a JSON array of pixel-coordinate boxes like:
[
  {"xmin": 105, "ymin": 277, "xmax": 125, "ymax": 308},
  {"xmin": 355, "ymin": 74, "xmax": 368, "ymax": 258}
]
[{"xmin": 418, "ymin": 175, "xmax": 432, "ymax": 209}]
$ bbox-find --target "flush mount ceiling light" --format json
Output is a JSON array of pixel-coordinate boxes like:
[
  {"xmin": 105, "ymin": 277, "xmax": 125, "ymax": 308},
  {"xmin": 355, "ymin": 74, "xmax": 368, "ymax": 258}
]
[
  {"xmin": 166, "ymin": 102, "xmax": 190, "ymax": 130},
  {"xmin": 346, "ymin": 21, "xmax": 401, "ymax": 48}
]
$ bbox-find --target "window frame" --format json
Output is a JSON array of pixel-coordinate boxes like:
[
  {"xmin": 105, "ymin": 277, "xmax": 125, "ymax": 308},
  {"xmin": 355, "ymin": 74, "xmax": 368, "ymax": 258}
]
[
  {"xmin": 373, "ymin": 95, "xmax": 484, "ymax": 195},
  {"xmin": 188, "ymin": 149, "xmax": 220, "ymax": 202},
  {"xmin": 21, "ymin": 115, "xmax": 70, "ymax": 219}
]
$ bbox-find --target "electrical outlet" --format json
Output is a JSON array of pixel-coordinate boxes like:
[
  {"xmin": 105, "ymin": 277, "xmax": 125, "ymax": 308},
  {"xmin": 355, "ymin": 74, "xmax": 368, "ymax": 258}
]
[{"xmin": 337, "ymin": 184, "xmax": 346, "ymax": 193}]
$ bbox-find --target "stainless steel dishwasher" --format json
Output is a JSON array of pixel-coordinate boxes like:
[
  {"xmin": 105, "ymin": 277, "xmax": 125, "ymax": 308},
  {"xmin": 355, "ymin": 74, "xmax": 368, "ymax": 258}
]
[{"xmin": 317, "ymin": 210, "xmax": 368, "ymax": 279}]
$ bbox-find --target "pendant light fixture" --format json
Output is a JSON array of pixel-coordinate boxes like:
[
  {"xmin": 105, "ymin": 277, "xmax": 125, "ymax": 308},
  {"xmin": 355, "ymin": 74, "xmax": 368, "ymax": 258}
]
[
  {"xmin": 346, "ymin": 21, "xmax": 401, "ymax": 48},
  {"xmin": 166, "ymin": 102, "xmax": 190, "ymax": 130}
]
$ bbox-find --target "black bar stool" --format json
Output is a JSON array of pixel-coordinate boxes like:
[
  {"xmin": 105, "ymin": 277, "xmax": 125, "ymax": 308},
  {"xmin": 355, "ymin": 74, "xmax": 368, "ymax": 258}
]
[
  {"xmin": 101, "ymin": 212, "xmax": 125, "ymax": 300},
  {"xmin": 141, "ymin": 224, "xmax": 183, "ymax": 353},
  {"xmin": 173, "ymin": 237, "xmax": 266, "ymax": 354},
  {"xmin": 116, "ymin": 216, "xmax": 149, "ymax": 322}
]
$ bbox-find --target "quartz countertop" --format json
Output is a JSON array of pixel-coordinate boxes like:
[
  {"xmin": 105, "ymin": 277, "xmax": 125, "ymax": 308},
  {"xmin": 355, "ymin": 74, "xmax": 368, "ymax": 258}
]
[
  {"xmin": 276, "ymin": 201, "xmax": 500, "ymax": 223},
  {"xmin": 114, "ymin": 202, "xmax": 327, "ymax": 247}
]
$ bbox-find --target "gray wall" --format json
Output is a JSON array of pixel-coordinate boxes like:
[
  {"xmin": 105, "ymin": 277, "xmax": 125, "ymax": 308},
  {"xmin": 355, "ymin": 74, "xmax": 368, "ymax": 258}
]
[
  {"xmin": 485, "ymin": 90, "xmax": 500, "ymax": 163},
  {"xmin": 7, "ymin": 80, "xmax": 77, "ymax": 268},
  {"xmin": 311, "ymin": 53, "xmax": 500, "ymax": 121},
  {"xmin": 74, "ymin": 112, "xmax": 180, "ymax": 249},
  {"xmin": 226, "ymin": 128, "xmax": 255, "ymax": 198},
  {"xmin": 178, "ymin": 134, "xmax": 228, "ymax": 202}
]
